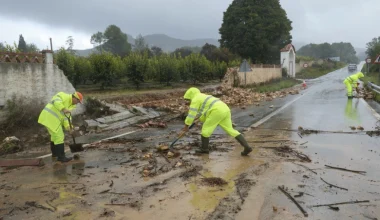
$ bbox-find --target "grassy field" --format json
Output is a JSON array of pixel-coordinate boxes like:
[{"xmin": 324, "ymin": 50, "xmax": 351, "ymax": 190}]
[
  {"xmin": 249, "ymin": 78, "xmax": 301, "ymax": 93},
  {"xmin": 296, "ymin": 62, "xmax": 345, "ymax": 79}
]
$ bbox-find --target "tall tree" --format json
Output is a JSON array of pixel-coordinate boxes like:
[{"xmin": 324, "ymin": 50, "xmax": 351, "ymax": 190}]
[
  {"xmin": 134, "ymin": 34, "xmax": 148, "ymax": 52},
  {"xmin": 90, "ymin": 31, "xmax": 106, "ymax": 52},
  {"xmin": 200, "ymin": 43, "xmax": 218, "ymax": 61},
  {"xmin": 66, "ymin": 36, "xmax": 75, "ymax": 54},
  {"xmin": 366, "ymin": 37, "xmax": 380, "ymax": 59},
  {"xmin": 18, "ymin": 35, "xmax": 27, "ymax": 52},
  {"xmin": 102, "ymin": 25, "xmax": 132, "ymax": 56},
  {"xmin": 219, "ymin": 0, "xmax": 292, "ymax": 64}
]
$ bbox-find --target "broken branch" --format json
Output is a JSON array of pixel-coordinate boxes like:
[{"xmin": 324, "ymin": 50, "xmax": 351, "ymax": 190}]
[
  {"xmin": 98, "ymin": 189, "xmax": 111, "ymax": 194},
  {"xmin": 234, "ymin": 181, "xmax": 245, "ymax": 204},
  {"xmin": 160, "ymin": 153, "xmax": 171, "ymax": 163},
  {"xmin": 297, "ymin": 132, "xmax": 303, "ymax": 138},
  {"xmin": 108, "ymin": 192, "xmax": 132, "ymax": 195},
  {"xmin": 25, "ymin": 201, "xmax": 54, "ymax": 212},
  {"xmin": 292, "ymin": 162, "xmax": 317, "ymax": 174},
  {"xmin": 278, "ymin": 186, "xmax": 308, "ymax": 217},
  {"xmin": 45, "ymin": 200, "xmax": 57, "ymax": 211},
  {"xmin": 320, "ymin": 177, "xmax": 348, "ymax": 191},
  {"xmin": 325, "ymin": 165, "xmax": 366, "ymax": 174},
  {"xmin": 310, "ymin": 200, "xmax": 370, "ymax": 207}
]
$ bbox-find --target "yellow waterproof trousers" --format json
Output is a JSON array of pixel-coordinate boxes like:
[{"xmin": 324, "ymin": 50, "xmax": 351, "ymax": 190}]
[
  {"xmin": 47, "ymin": 126, "xmax": 65, "ymax": 145},
  {"xmin": 202, "ymin": 106, "xmax": 240, "ymax": 138},
  {"xmin": 343, "ymin": 79, "xmax": 353, "ymax": 97}
]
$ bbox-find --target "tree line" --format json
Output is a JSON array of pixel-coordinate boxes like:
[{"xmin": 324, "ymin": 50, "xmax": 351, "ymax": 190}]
[
  {"xmin": 297, "ymin": 42, "xmax": 359, "ymax": 64},
  {"xmin": 0, "ymin": 35, "xmax": 39, "ymax": 53},
  {"xmin": 55, "ymin": 30, "xmax": 241, "ymax": 89},
  {"xmin": 55, "ymin": 47, "xmax": 239, "ymax": 89}
]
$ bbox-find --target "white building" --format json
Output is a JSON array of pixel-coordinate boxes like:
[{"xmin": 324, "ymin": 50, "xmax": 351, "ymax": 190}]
[{"xmin": 280, "ymin": 44, "xmax": 296, "ymax": 77}]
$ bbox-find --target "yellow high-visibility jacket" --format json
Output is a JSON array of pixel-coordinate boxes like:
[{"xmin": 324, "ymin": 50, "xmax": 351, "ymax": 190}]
[
  {"xmin": 184, "ymin": 87, "xmax": 229, "ymax": 125},
  {"xmin": 344, "ymin": 72, "xmax": 364, "ymax": 88},
  {"xmin": 38, "ymin": 92, "xmax": 76, "ymax": 132}
]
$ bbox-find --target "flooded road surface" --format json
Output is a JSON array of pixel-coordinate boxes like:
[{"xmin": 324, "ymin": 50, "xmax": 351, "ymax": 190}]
[
  {"xmin": 237, "ymin": 62, "xmax": 380, "ymax": 220},
  {"xmin": 1, "ymin": 63, "xmax": 380, "ymax": 219}
]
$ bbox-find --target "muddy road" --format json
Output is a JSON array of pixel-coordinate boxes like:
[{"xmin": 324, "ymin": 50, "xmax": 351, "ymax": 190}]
[{"xmin": 1, "ymin": 63, "xmax": 380, "ymax": 220}]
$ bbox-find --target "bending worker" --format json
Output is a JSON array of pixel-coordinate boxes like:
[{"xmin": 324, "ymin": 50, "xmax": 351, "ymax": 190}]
[
  {"xmin": 38, "ymin": 91, "xmax": 83, "ymax": 162},
  {"xmin": 343, "ymin": 72, "xmax": 364, "ymax": 98},
  {"xmin": 182, "ymin": 87, "xmax": 252, "ymax": 156}
]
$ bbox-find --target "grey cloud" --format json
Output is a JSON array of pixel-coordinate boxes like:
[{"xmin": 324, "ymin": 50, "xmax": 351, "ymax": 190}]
[{"xmin": 1, "ymin": 0, "xmax": 379, "ymax": 48}]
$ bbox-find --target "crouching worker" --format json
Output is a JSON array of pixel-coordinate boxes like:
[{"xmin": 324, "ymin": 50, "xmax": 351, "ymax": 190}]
[
  {"xmin": 38, "ymin": 92, "xmax": 83, "ymax": 162},
  {"xmin": 182, "ymin": 87, "xmax": 252, "ymax": 156},
  {"xmin": 343, "ymin": 72, "xmax": 364, "ymax": 98}
]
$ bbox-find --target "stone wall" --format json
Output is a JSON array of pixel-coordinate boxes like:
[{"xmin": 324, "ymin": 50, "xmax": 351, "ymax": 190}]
[
  {"xmin": 223, "ymin": 65, "xmax": 282, "ymax": 87},
  {"xmin": 0, "ymin": 51, "xmax": 84, "ymax": 117}
]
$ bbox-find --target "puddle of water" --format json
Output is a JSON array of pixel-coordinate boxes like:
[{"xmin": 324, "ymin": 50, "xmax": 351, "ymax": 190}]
[{"xmin": 189, "ymin": 145, "xmax": 264, "ymax": 211}]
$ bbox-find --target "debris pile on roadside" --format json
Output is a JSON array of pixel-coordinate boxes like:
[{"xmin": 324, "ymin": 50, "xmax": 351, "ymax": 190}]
[
  {"xmin": 83, "ymin": 106, "xmax": 162, "ymax": 131},
  {"xmin": 357, "ymin": 87, "xmax": 374, "ymax": 99},
  {"xmin": 0, "ymin": 136, "xmax": 22, "ymax": 155}
]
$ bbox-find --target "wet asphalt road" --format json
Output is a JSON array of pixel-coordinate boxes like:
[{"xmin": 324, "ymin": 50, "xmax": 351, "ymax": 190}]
[{"xmin": 247, "ymin": 62, "xmax": 380, "ymax": 219}]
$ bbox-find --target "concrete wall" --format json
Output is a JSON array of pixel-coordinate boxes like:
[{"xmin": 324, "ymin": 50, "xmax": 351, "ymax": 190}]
[
  {"xmin": 0, "ymin": 60, "xmax": 84, "ymax": 115},
  {"xmin": 223, "ymin": 65, "xmax": 281, "ymax": 87}
]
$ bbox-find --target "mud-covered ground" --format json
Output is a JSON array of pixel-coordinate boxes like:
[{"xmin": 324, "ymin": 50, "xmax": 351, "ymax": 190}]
[
  {"xmin": 2, "ymin": 63, "xmax": 380, "ymax": 220},
  {"xmin": 0, "ymin": 124, "xmax": 309, "ymax": 220}
]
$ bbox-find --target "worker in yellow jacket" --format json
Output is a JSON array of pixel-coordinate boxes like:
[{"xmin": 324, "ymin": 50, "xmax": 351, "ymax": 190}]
[
  {"xmin": 182, "ymin": 87, "xmax": 252, "ymax": 156},
  {"xmin": 343, "ymin": 72, "xmax": 364, "ymax": 98},
  {"xmin": 38, "ymin": 92, "xmax": 83, "ymax": 162}
]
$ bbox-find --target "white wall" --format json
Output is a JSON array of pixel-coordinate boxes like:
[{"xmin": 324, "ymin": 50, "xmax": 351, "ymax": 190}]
[
  {"xmin": 0, "ymin": 62, "xmax": 84, "ymax": 115},
  {"xmin": 281, "ymin": 50, "xmax": 296, "ymax": 77}
]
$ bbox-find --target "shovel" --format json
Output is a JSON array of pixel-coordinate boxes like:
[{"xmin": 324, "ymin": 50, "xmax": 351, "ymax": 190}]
[
  {"xmin": 65, "ymin": 113, "xmax": 84, "ymax": 153},
  {"xmin": 169, "ymin": 122, "xmax": 196, "ymax": 152}
]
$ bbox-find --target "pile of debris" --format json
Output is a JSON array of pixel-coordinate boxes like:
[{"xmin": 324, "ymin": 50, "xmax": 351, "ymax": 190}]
[
  {"xmin": 137, "ymin": 120, "xmax": 167, "ymax": 129},
  {"xmin": 219, "ymin": 87, "xmax": 299, "ymax": 106},
  {"xmin": 360, "ymin": 88, "xmax": 374, "ymax": 99},
  {"xmin": 84, "ymin": 105, "xmax": 162, "ymax": 131},
  {"xmin": 0, "ymin": 136, "xmax": 22, "ymax": 155}
]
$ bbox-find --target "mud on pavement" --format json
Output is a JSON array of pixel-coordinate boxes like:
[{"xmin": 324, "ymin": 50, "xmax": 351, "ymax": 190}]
[{"xmin": 0, "ymin": 120, "xmax": 312, "ymax": 219}]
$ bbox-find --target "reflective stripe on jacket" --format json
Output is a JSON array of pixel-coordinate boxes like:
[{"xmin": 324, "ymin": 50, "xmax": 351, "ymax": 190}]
[
  {"xmin": 344, "ymin": 72, "xmax": 364, "ymax": 86},
  {"xmin": 38, "ymin": 92, "xmax": 76, "ymax": 132},
  {"xmin": 184, "ymin": 87, "xmax": 228, "ymax": 126}
]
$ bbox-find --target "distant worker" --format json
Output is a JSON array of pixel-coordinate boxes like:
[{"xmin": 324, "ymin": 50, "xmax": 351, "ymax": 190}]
[
  {"xmin": 343, "ymin": 72, "xmax": 364, "ymax": 98},
  {"xmin": 182, "ymin": 87, "xmax": 252, "ymax": 156},
  {"xmin": 38, "ymin": 92, "xmax": 83, "ymax": 163}
]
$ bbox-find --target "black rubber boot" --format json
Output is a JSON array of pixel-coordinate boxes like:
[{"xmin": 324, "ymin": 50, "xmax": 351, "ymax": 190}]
[
  {"xmin": 50, "ymin": 142, "xmax": 57, "ymax": 162},
  {"xmin": 195, "ymin": 136, "xmax": 210, "ymax": 154},
  {"xmin": 235, "ymin": 134, "xmax": 253, "ymax": 156},
  {"xmin": 56, "ymin": 144, "xmax": 72, "ymax": 163}
]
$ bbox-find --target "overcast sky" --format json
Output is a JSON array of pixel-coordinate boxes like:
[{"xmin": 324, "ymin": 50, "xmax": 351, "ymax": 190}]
[{"xmin": 0, "ymin": 0, "xmax": 379, "ymax": 50}]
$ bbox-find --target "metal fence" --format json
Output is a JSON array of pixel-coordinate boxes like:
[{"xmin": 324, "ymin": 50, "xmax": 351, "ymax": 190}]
[{"xmin": 368, "ymin": 82, "xmax": 380, "ymax": 94}]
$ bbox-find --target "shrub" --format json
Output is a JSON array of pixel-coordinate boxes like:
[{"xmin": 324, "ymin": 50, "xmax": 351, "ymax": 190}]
[{"xmin": 1, "ymin": 95, "xmax": 44, "ymax": 131}]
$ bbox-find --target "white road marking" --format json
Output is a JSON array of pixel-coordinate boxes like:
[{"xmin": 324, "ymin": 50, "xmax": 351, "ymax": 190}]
[{"xmin": 250, "ymin": 91, "xmax": 310, "ymax": 128}]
